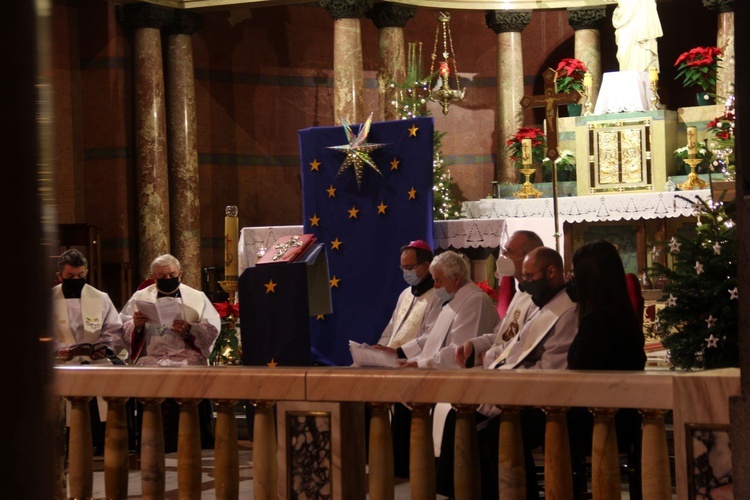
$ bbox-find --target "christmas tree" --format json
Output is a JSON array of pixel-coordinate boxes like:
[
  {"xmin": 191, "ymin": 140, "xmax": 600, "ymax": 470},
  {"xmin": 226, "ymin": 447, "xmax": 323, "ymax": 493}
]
[
  {"xmin": 390, "ymin": 42, "xmax": 461, "ymax": 220},
  {"xmin": 650, "ymin": 196, "xmax": 738, "ymax": 370}
]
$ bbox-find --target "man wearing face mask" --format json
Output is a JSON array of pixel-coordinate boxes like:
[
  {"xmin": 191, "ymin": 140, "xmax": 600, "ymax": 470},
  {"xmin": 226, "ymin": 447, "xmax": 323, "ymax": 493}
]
[
  {"xmin": 377, "ymin": 240, "xmax": 436, "ymax": 349},
  {"xmin": 52, "ymin": 249, "xmax": 125, "ymax": 364},
  {"xmin": 455, "ymin": 230, "xmax": 544, "ymax": 369},
  {"xmin": 120, "ymin": 253, "xmax": 220, "ymax": 366}
]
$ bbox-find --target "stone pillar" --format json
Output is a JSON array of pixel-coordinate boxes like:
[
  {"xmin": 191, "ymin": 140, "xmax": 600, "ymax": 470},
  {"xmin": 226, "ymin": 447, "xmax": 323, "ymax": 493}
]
[
  {"xmin": 118, "ymin": 4, "xmax": 173, "ymax": 281},
  {"xmin": 366, "ymin": 2, "xmax": 416, "ymax": 121},
  {"xmin": 321, "ymin": 0, "xmax": 373, "ymax": 125},
  {"xmin": 704, "ymin": 0, "xmax": 735, "ymax": 100},
  {"xmin": 486, "ymin": 11, "xmax": 532, "ymax": 183},
  {"xmin": 567, "ymin": 7, "xmax": 606, "ymax": 108},
  {"xmin": 165, "ymin": 10, "xmax": 203, "ymax": 289}
]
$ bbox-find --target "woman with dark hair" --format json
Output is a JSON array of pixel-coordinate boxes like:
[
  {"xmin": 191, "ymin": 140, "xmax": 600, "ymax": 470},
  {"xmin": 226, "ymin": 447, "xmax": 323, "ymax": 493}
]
[
  {"xmin": 568, "ymin": 240, "xmax": 646, "ymax": 370},
  {"xmin": 567, "ymin": 240, "xmax": 647, "ymax": 497}
]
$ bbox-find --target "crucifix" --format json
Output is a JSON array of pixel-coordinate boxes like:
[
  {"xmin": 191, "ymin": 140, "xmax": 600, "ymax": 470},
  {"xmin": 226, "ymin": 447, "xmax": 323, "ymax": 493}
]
[{"xmin": 519, "ymin": 67, "xmax": 582, "ymax": 252}]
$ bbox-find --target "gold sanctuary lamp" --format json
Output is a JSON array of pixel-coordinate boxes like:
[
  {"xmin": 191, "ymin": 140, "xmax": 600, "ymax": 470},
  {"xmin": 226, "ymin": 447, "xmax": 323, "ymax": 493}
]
[
  {"xmin": 428, "ymin": 11, "xmax": 465, "ymax": 115},
  {"xmin": 678, "ymin": 126, "xmax": 708, "ymax": 190},
  {"xmin": 514, "ymin": 138, "xmax": 543, "ymax": 199}
]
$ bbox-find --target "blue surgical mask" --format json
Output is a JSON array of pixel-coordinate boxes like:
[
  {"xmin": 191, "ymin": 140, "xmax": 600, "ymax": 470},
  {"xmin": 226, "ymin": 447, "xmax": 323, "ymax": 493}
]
[
  {"xmin": 403, "ymin": 269, "xmax": 422, "ymax": 286},
  {"xmin": 435, "ymin": 287, "xmax": 455, "ymax": 303}
]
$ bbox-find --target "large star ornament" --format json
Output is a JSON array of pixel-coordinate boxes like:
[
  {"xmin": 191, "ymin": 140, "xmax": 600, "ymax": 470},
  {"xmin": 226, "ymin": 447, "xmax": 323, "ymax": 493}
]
[{"xmin": 328, "ymin": 113, "xmax": 387, "ymax": 189}]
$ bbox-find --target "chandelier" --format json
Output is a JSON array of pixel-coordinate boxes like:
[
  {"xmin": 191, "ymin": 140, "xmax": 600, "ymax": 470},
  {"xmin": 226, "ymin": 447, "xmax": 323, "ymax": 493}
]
[{"xmin": 428, "ymin": 12, "xmax": 465, "ymax": 115}]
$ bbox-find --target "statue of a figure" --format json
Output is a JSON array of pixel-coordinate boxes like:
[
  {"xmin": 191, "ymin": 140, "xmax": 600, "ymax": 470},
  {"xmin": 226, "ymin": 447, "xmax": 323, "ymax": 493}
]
[{"xmin": 613, "ymin": 0, "xmax": 664, "ymax": 72}]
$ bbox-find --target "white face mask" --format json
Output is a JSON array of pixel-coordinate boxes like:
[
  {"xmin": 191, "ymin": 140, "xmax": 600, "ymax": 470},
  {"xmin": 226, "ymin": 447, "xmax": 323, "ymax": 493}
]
[
  {"xmin": 435, "ymin": 287, "xmax": 455, "ymax": 303},
  {"xmin": 495, "ymin": 256, "xmax": 516, "ymax": 279},
  {"xmin": 403, "ymin": 269, "xmax": 422, "ymax": 286}
]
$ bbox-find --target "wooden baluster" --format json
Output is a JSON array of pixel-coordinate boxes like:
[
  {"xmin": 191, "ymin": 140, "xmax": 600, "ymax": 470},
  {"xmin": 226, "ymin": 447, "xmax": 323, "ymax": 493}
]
[
  {"xmin": 498, "ymin": 406, "xmax": 526, "ymax": 500},
  {"xmin": 368, "ymin": 403, "xmax": 395, "ymax": 500},
  {"xmin": 453, "ymin": 404, "xmax": 480, "ymax": 500},
  {"xmin": 253, "ymin": 401, "xmax": 278, "ymax": 500},
  {"xmin": 67, "ymin": 396, "xmax": 93, "ymax": 499},
  {"xmin": 140, "ymin": 398, "xmax": 165, "ymax": 499},
  {"xmin": 104, "ymin": 397, "xmax": 130, "ymax": 499},
  {"xmin": 409, "ymin": 403, "xmax": 435, "ymax": 500},
  {"xmin": 591, "ymin": 408, "xmax": 620, "ymax": 500},
  {"xmin": 640, "ymin": 409, "xmax": 671, "ymax": 500},
  {"xmin": 177, "ymin": 398, "xmax": 202, "ymax": 499},
  {"xmin": 543, "ymin": 406, "xmax": 573, "ymax": 500},
  {"xmin": 214, "ymin": 399, "xmax": 239, "ymax": 500}
]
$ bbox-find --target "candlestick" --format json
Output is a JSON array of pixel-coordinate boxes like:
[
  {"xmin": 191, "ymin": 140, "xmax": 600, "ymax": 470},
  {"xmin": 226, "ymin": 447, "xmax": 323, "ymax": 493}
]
[
  {"xmin": 224, "ymin": 205, "xmax": 239, "ymax": 281},
  {"xmin": 522, "ymin": 138, "xmax": 532, "ymax": 165},
  {"xmin": 687, "ymin": 126, "xmax": 698, "ymax": 155},
  {"xmin": 649, "ymin": 66, "xmax": 659, "ymax": 83}
]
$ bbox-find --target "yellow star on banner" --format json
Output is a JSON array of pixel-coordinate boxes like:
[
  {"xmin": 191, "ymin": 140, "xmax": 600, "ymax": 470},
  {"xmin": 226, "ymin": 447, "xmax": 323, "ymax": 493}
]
[
  {"xmin": 316, "ymin": 314, "xmax": 325, "ymax": 320},
  {"xmin": 267, "ymin": 358, "xmax": 278, "ymax": 367},
  {"xmin": 328, "ymin": 113, "xmax": 387, "ymax": 189},
  {"xmin": 408, "ymin": 124, "xmax": 419, "ymax": 137},
  {"xmin": 330, "ymin": 276, "xmax": 340, "ymax": 288},
  {"xmin": 348, "ymin": 206, "xmax": 360, "ymax": 219},
  {"xmin": 309, "ymin": 214, "xmax": 320, "ymax": 227},
  {"xmin": 408, "ymin": 187, "xmax": 417, "ymax": 200},
  {"xmin": 326, "ymin": 185, "xmax": 337, "ymax": 198},
  {"xmin": 264, "ymin": 279, "xmax": 277, "ymax": 293},
  {"xmin": 309, "ymin": 159, "xmax": 320, "ymax": 171},
  {"xmin": 390, "ymin": 157, "xmax": 400, "ymax": 170},
  {"xmin": 331, "ymin": 237, "xmax": 342, "ymax": 250},
  {"xmin": 377, "ymin": 201, "xmax": 388, "ymax": 214}
]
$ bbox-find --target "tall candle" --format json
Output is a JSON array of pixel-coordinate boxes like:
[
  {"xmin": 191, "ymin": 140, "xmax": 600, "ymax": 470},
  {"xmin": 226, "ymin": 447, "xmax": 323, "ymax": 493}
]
[
  {"xmin": 522, "ymin": 138, "xmax": 532, "ymax": 165},
  {"xmin": 649, "ymin": 67, "xmax": 659, "ymax": 83},
  {"xmin": 687, "ymin": 126, "xmax": 698, "ymax": 154},
  {"xmin": 225, "ymin": 205, "xmax": 239, "ymax": 280},
  {"xmin": 583, "ymin": 72, "xmax": 592, "ymax": 89}
]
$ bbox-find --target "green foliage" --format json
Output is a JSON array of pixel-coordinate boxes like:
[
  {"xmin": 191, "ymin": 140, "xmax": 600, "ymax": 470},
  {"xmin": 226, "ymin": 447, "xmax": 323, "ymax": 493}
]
[{"xmin": 649, "ymin": 197, "xmax": 738, "ymax": 370}]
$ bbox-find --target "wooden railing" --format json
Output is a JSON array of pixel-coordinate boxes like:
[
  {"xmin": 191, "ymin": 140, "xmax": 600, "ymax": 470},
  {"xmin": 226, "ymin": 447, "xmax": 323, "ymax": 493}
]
[{"xmin": 54, "ymin": 366, "xmax": 740, "ymax": 499}]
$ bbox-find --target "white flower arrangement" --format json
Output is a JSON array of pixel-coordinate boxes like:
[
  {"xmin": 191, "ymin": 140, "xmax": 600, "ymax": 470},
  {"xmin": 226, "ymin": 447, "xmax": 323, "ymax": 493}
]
[{"xmin": 542, "ymin": 149, "xmax": 576, "ymax": 180}]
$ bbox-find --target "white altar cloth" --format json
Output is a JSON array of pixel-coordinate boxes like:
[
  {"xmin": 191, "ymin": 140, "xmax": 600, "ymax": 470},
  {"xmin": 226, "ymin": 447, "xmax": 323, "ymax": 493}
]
[
  {"xmin": 238, "ymin": 219, "xmax": 507, "ymax": 276},
  {"xmin": 594, "ymin": 71, "xmax": 654, "ymax": 114}
]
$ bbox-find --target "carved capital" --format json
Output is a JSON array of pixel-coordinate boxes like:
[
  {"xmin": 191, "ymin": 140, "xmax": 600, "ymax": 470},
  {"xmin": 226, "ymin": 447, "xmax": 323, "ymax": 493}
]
[
  {"xmin": 165, "ymin": 9, "xmax": 204, "ymax": 35},
  {"xmin": 703, "ymin": 0, "xmax": 734, "ymax": 12},
  {"xmin": 485, "ymin": 10, "xmax": 532, "ymax": 34},
  {"xmin": 567, "ymin": 7, "xmax": 607, "ymax": 30},
  {"xmin": 366, "ymin": 2, "xmax": 416, "ymax": 29},
  {"xmin": 320, "ymin": 0, "xmax": 374, "ymax": 20},
  {"xmin": 117, "ymin": 2, "xmax": 174, "ymax": 30}
]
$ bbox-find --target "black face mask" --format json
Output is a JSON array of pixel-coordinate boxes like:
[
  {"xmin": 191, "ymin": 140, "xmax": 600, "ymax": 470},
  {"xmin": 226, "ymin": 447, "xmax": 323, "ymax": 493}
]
[
  {"xmin": 566, "ymin": 278, "xmax": 579, "ymax": 302},
  {"xmin": 523, "ymin": 276, "xmax": 551, "ymax": 307},
  {"xmin": 156, "ymin": 277, "xmax": 180, "ymax": 295},
  {"xmin": 62, "ymin": 278, "xmax": 86, "ymax": 298}
]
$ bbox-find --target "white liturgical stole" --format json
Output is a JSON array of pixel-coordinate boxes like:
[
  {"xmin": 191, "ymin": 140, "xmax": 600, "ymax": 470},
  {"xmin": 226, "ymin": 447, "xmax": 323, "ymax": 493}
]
[{"xmin": 52, "ymin": 284, "xmax": 106, "ymax": 345}]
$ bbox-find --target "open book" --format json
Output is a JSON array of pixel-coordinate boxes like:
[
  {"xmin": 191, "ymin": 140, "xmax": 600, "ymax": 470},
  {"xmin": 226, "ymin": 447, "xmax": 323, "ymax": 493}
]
[
  {"xmin": 135, "ymin": 298, "xmax": 185, "ymax": 326},
  {"xmin": 349, "ymin": 341, "xmax": 401, "ymax": 368}
]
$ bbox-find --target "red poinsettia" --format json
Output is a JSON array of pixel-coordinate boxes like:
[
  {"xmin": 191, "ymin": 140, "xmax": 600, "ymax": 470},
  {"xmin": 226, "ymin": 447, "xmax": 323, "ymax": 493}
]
[
  {"xmin": 554, "ymin": 58, "xmax": 588, "ymax": 93},
  {"xmin": 475, "ymin": 280, "xmax": 498, "ymax": 303},
  {"xmin": 213, "ymin": 301, "xmax": 240, "ymax": 318},
  {"xmin": 506, "ymin": 127, "xmax": 546, "ymax": 167},
  {"xmin": 706, "ymin": 111, "xmax": 734, "ymax": 141},
  {"xmin": 674, "ymin": 46, "xmax": 723, "ymax": 93}
]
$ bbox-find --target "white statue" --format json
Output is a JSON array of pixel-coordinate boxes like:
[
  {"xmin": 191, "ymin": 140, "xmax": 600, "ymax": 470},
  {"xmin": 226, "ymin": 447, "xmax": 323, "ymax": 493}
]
[{"xmin": 612, "ymin": 0, "xmax": 663, "ymax": 72}]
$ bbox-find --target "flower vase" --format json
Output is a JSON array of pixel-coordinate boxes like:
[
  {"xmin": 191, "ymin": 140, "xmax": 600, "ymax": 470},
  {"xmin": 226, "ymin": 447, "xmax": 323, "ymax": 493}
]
[
  {"xmin": 696, "ymin": 92, "xmax": 715, "ymax": 106},
  {"xmin": 567, "ymin": 104, "xmax": 583, "ymax": 117}
]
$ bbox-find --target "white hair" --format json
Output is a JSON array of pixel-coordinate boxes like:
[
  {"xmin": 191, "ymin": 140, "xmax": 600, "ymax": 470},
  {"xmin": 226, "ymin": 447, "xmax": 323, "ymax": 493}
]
[
  {"xmin": 429, "ymin": 251, "xmax": 470, "ymax": 283},
  {"xmin": 150, "ymin": 254, "xmax": 181, "ymax": 273}
]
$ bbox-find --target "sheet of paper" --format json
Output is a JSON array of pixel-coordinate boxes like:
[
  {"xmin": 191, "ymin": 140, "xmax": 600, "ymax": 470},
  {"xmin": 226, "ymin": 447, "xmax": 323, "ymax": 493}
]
[
  {"xmin": 349, "ymin": 341, "xmax": 401, "ymax": 368},
  {"xmin": 135, "ymin": 298, "xmax": 185, "ymax": 326},
  {"xmin": 135, "ymin": 300, "xmax": 161, "ymax": 323}
]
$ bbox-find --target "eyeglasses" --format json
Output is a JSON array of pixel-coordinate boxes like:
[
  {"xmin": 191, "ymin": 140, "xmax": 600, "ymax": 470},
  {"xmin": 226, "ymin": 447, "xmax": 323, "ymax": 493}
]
[
  {"xmin": 500, "ymin": 246, "xmax": 520, "ymax": 258},
  {"xmin": 521, "ymin": 265, "xmax": 551, "ymax": 282},
  {"xmin": 400, "ymin": 262, "xmax": 424, "ymax": 271}
]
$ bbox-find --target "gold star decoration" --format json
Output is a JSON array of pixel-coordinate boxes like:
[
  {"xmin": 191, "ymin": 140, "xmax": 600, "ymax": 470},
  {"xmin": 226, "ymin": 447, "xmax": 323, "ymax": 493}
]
[
  {"xmin": 316, "ymin": 314, "xmax": 326, "ymax": 320},
  {"xmin": 330, "ymin": 275, "xmax": 340, "ymax": 288},
  {"xmin": 309, "ymin": 214, "xmax": 320, "ymax": 227},
  {"xmin": 348, "ymin": 206, "xmax": 360, "ymax": 219},
  {"xmin": 331, "ymin": 237, "xmax": 342, "ymax": 250},
  {"xmin": 267, "ymin": 358, "xmax": 278, "ymax": 368},
  {"xmin": 377, "ymin": 201, "xmax": 388, "ymax": 214},
  {"xmin": 328, "ymin": 113, "xmax": 387, "ymax": 188},
  {"xmin": 264, "ymin": 279, "xmax": 277, "ymax": 294},
  {"xmin": 309, "ymin": 159, "xmax": 321, "ymax": 171},
  {"xmin": 390, "ymin": 157, "xmax": 400, "ymax": 170},
  {"xmin": 408, "ymin": 124, "xmax": 419, "ymax": 137},
  {"xmin": 408, "ymin": 187, "xmax": 417, "ymax": 200},
  {"xmin": 326, "ymin": 185, "xmax": 337, "ymax": 198}
]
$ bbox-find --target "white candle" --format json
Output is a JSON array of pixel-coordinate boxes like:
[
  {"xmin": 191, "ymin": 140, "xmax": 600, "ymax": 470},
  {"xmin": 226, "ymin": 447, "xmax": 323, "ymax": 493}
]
[
  {"xmin": 225, "ymin": 205, "xmax": 239, "ymax": 280},
  {"xmin": 583, "ymin": 72, "xmax": 592, "ymax": 89},
  {"xmin": 522, "ymin": 138, "xmax": 532, "ymax": 165},
  {"xmin": 687, "ymin": 126, "xmax": 698, "ymax": 154},
  {"xmin": 649, "ymin": 67, "xmax": 659, "ymax": 83}
]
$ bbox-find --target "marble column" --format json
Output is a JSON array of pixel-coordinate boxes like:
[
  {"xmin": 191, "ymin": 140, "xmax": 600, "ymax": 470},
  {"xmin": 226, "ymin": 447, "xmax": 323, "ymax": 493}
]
[
  {"xmin": 366, "ymin": 3, "xmax": 416, "ymax": 121},
  {"xmin": 321, "ymin": 0, "xmax": 373, "ymax": 125},
  {"xmin": 567, "ymin": 7, "xmax": 606, "ymax": 109},
  {"xmin": 486, "ymin": 11, "xmax": 532, "ymax": 183},
  {"xmin": 118, "ymin": 4, "xmax": 173, "ymax": 281},
  {"xmin": 704, "ymin": 0, "xmax": 735, "ymax": 99},
  {"xmin": 166, "ymin": 11, "xmax": 204, "ymax": 289}
]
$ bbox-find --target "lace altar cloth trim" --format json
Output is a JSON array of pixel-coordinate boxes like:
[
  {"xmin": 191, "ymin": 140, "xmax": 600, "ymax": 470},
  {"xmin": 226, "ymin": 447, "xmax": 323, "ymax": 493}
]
[
  {"xmin": 594, "ymin": 71, "xmax": 653, "ymax": 115},
  {"xmin": 461, "ymin": 190, "xmax": 710, "ymax": 223}
]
